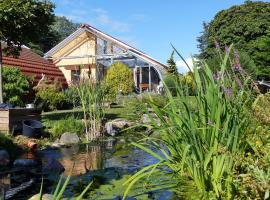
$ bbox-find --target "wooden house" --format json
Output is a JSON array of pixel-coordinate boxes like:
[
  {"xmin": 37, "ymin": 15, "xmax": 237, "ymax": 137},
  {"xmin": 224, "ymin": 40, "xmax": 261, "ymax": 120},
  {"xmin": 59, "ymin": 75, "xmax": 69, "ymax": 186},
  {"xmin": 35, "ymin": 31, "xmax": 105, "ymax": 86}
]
[{"xmin": 45, "ymin": 24, "xmax": 167, "ymax": 93}]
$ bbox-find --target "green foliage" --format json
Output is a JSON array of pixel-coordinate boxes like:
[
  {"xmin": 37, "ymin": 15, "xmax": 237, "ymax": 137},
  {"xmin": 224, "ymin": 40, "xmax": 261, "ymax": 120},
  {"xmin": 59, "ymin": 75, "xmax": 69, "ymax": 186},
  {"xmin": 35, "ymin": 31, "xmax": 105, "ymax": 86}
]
[
  {"xmin": 51, "ymin": 16, "xmax": 80, "ymax": 42},
  {"xmin": 164, "ymin": 72, "xmax": 195, "ymax": 96},
  {"xmin": 35, "ymin": 81, "xmax": 66, "ymax": 111},
  {"xmin": 0, "ymin": 0, "xmax": 55, "ymax": 55},
  {"xmin": 166, "ymin": 51, "xmax": 178, "ymax": 75},
  {"xmin": 47, "ymin": 116, "xmax": 84, "ymax": 139},
  {"xmin": 198, "ymin": 1, "xmax": 270, "ymax": 80},
  {"xmin": 103, "ymin": 62, "xmax": 134, "ymax": 101},
  {"xmin": 196, "ymin": 22, "xmax": 210, "ymax": 59},
  {"xmin": 124, "ymin": 45, "xmax": 254, "ymax": 199},
  {"xmin": 163, "ymin": 74, "xmax": 178, "ymax": 96},
  {"xmin": 181, "ymin": 71, "xmax": 196, "ymax": 95},
  {"xmin": 3, "ymin": 66, "xmax": 30, "ymax": 106},
  {"xmin": 27, "ymin": 16, "xmax": 80, "ymax": 55},
  {"xmin": 64, "ymin": 86, "xmax": 81, "ymax": 108},
  {"xmin": 76, "ymin": 80, "xmax": 105, "ymax": 141},
  {"xmin": 252, "ymin": 92, "xmax": 270, "ymax": 125}
]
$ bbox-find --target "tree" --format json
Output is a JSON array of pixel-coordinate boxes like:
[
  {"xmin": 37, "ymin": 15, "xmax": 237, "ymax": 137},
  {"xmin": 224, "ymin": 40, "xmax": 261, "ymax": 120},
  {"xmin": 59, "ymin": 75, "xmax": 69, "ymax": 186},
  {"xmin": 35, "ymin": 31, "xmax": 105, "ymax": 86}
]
[
  {"xmin": 196, "ymin": 22, "xmax": 210, "ymax": 59},
  {"xmin": 28, "ymin": 16, "xmax": 80, "ymax": 55},
  {"xmin": 3, "ymin": 66, "xmax": 30, "ymax": 106},
  {"xmin": 167, "ymin": 51, "xmax": 178, "ymax": 75},
  {"xmin": 51, "ymin": 16, "xmax": 80, "ymax": 42},
  {"xmin": 0, "ymin": 0, "xmax": 55, "ymax": 103},
  {"xmin": 197, "ymin": 1, "xmax": 270, "ymax": 80},
  {"xmin": 103, "ymin": 62, "xmax": 134, "ymax": 101}
]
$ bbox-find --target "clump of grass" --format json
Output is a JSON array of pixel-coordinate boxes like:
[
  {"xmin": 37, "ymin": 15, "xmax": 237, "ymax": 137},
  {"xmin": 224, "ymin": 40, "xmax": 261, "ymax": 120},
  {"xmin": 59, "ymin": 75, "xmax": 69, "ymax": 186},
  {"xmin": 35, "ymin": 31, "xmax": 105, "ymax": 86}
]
[
  {"xmin": 76, "ymin": 80, "xmax": 105, "ymax": 141},
  {"xmin": 124, "ymin": 45, "xmax": 254, "ymax": 199},
  {"xmin": 47, "ymin": 116, "xmax": 84, "ymax": 139}
]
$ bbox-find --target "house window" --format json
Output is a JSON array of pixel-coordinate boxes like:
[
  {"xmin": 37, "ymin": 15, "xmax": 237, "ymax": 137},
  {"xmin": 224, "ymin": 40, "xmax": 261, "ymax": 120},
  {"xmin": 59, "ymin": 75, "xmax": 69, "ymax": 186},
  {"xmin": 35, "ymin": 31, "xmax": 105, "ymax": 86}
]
[{"xmin": 71, "ymin": 69, "xmax": 81, "ymax": 83}]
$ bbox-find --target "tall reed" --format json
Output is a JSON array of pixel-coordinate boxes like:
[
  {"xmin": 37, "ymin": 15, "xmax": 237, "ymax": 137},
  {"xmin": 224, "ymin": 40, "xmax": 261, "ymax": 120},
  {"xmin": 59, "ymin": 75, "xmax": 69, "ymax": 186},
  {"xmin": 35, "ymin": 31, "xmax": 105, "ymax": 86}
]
[
  {"xmin": 76, "ymin": 79, "xmax": 105, "ymax": 141},
  {"xmin": 124, "ymin": 45, "xmax": 252, "ymax": 199}
]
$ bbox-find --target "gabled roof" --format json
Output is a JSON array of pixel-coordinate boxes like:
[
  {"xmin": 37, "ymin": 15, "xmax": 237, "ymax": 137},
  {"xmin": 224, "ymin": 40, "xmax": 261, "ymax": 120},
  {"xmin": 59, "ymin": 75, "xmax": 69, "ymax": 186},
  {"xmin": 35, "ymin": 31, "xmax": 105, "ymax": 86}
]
[
  {"xmin": 1, "ymin": 43, "xmax": 67, "ymax": 87},
  {"xmin": 45, "ymin": 24, "xmax": 167, "ymax": 73}
]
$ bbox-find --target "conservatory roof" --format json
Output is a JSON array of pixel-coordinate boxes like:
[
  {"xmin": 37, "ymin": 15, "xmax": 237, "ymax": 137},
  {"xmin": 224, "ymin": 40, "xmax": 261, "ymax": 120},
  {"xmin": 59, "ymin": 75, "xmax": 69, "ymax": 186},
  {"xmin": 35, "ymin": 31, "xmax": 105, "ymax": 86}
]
[{"xmin": 44, "ymin": 24, "xmax": 167, "ymax": 73}]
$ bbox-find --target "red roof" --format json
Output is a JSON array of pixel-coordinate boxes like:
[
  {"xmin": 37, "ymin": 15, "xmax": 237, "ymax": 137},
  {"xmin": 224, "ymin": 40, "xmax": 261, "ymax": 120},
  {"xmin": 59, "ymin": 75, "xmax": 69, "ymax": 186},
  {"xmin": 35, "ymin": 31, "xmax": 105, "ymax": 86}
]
[{"xmin": 1, "ymin": 43, "xmax": 67, "ymax": 88}]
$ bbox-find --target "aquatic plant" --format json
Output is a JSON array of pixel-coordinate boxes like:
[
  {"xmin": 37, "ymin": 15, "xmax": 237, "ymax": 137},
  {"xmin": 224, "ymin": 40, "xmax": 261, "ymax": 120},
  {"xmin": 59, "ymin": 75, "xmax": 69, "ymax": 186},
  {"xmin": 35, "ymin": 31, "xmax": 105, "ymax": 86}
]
[
  {"xmin": 124, "ymin": 45, "xmax": 254, "ymax": 199},
  {"xmin": 38, "ymin": 169, "xmax": 92, "ymax": 200},
  {"xmin": 76, "ymin": 79, "xmax": 105, "ymax": 141}
]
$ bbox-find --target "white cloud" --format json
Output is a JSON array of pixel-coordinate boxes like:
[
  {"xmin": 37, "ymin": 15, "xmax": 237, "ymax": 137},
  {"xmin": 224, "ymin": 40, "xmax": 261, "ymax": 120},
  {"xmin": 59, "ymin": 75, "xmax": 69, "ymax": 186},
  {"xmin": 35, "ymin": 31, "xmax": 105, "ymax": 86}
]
[
  {"xmin": 91, "ymin": 8, "xmax": 130, "ymax": 32},
  {"xmin": 176, "ymin": 57, "xmax": 194, "ymax": 74}
]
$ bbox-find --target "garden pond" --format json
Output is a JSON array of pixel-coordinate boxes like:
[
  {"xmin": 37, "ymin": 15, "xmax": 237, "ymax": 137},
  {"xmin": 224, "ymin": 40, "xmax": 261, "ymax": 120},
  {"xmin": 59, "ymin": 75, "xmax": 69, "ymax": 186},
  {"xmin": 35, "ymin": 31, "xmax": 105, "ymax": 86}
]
[{"xmin": 0, "ymin": 134, "xmax": 176, "ymax": 199}]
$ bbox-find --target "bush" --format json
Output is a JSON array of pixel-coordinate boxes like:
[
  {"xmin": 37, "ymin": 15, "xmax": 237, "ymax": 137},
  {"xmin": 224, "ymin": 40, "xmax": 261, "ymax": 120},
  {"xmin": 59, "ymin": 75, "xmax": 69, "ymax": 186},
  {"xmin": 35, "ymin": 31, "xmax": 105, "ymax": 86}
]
[
  {"xmin": 64, "ymin": 86, "xmax": 81, "ymax": 108},
  {"xmin": 103, "ymin": 62, "xmax": 134, "ymax": 101},
  {"xmin": 163, "ymin": 74, "xmax": 178, "ymax": 96},
  {"xmin": 3, "ymin": 66, "xmax": 31, "ymax": 106},
  {"xmin": 35, "ymin": 80, "xmax": 67, "ymax": 111}
]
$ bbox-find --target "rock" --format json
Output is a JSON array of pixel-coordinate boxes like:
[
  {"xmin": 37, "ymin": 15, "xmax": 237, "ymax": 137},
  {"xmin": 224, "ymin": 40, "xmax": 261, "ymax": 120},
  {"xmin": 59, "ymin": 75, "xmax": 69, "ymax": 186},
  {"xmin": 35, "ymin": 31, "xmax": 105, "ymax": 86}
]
[
  {"xmin": 59, "ymin": 132, "xmax": 80, "ymax": 145},
  {"xmin": 141, "ymin": 113, "xmax": 160, "ymax": 125},
  {"xmin": 112, "ymin": 118, "xmax": 133, "ymax": 129},
  {"xmin": 13, "ymin": 159, "xmax": 37, "ymax": 167},
  {"xmin": 104, "ymin": 119, "xmax": 133, "ymax": 136},
  {"xmin": 141, "ymin": 114, "xmax": 151, "ymax": 124},
  {"xmin": 29, "ymin": 194, "xmax": 54, "ymax": 200},
  {"xmin": 105, "ymin": 122, "xmax": 117, "ymax": 136},
  {"xmin": 51, "ymin": 139, "xmax": 61, "ymax": 148},
  {"xmin": 43, "ymin": 158, "xmax": 65, "ymax": 174},
  {"xmin": 0, "ymin": 150, "xmax": 10, "ymax": 167}
]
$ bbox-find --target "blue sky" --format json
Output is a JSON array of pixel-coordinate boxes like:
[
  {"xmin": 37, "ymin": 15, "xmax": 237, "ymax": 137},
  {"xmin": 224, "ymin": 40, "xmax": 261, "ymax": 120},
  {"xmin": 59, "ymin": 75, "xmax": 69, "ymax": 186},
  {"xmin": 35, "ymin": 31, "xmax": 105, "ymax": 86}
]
[{"xmin": 52, "ymin": 0, "xmax": 249, "ymax": 72}]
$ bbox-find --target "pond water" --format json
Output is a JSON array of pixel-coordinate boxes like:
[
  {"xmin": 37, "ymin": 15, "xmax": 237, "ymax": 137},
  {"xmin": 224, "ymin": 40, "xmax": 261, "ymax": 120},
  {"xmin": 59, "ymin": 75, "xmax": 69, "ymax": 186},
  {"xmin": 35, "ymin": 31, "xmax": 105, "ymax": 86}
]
[{"xmin": 0, "ymin": 134, "xmax": 176, "ymax": 200}]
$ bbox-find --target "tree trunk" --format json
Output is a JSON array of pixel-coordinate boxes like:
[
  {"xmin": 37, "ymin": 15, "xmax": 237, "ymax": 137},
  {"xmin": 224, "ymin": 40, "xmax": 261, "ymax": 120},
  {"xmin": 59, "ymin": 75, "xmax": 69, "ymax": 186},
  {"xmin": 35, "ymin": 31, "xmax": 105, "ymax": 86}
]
[{"xmin": 0, "ymin": 42, "xmax": 3, "ymax": 103}]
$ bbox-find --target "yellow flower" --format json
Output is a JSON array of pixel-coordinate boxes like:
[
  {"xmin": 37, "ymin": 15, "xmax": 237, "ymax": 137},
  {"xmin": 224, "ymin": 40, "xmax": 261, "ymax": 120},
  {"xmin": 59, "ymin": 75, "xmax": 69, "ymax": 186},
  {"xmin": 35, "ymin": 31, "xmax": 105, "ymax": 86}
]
[{"xmin": 255, "ymin": 140, "xmax": 262, "ymax": 146}]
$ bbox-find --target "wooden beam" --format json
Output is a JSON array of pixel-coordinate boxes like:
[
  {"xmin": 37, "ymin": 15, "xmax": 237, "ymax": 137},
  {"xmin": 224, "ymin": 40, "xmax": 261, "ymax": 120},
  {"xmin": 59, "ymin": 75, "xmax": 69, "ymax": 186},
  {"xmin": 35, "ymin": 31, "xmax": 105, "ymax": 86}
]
[{"xmin": 148, "ymin": 65, "xmax": 151, "ymax": 91}]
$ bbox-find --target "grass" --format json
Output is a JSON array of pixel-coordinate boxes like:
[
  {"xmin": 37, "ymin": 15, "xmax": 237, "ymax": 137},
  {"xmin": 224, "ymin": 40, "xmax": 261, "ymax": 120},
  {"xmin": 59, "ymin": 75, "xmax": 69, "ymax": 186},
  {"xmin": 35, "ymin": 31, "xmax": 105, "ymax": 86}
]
[{"xmin": 41, "ymin": 96, "xmax": 150, "ymax": 140}]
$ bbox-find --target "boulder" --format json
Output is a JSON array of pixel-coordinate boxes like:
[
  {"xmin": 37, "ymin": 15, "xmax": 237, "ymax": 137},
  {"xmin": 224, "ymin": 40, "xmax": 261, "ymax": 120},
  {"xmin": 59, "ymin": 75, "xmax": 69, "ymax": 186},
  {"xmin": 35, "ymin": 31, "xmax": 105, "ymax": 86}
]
[
  {"xmin": 13, "ymin": 159, "xmax": 37, "ymax": 168},
  {"xmin": 29, "ymin": 194, "xmax": 54, "ymax": 200},
  {"xmin": 0, "ymin": 149, "xmax": 10, "ymax": 167},
  {"xmin": 59, "ymin": 132, "xmax": 80, "ymax": 145},
  {"xmin": 141, "ymin": 113, "xmax": 160, "ymax": 125},
  {"xmin": 104, "ymin": 119, "xmax": 133, "ymax": 136}
]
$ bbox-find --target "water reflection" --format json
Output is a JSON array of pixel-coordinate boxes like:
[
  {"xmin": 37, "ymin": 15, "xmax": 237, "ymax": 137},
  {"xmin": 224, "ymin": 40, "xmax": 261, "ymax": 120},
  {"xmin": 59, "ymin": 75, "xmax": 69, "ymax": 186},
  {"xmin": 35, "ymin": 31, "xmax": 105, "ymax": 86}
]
[
  {"xmin": 0, "ymin": 173, "xmax": 10, "ymax": 199},
  {"xmin": 60, "ymin": 143, "xmax": 105, "ymax": 176}
]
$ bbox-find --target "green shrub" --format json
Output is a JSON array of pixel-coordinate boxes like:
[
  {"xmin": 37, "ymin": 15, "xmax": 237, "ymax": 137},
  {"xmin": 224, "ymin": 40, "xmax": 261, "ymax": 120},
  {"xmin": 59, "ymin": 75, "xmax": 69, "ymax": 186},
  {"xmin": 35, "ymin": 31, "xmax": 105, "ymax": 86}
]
[
  {"xmin": 252, "ymin": 92, "xmax": 270, "ymax": 125},
  {"xmin": 163, "ymin": 74, "xmax": 178, "ymax": 96},
  {"xmin": 49, "ymin": 116, "xmax": 84, "ymax": 139},
  {"xmin": 64, "ymin": 86, "xmax": 81, "ymax": 108},
  {"xmin": 3, "ymin": 66, "xmax": 31, "ymax": 106},
  {"xmin": 35, "ymin": 80, "xmax": 67, "ymax": 111},
  {"xmin": 103, "ymin": 62, "xmax": 134, "ymax": 101}
]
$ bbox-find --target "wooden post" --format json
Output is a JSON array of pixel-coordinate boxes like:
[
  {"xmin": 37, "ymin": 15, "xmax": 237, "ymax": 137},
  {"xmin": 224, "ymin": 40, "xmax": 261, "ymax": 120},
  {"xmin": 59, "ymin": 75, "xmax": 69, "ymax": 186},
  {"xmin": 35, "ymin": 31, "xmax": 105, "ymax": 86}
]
[
  {"xmin": 0, "ymin": 42, "xmax": 3, "ymax": 103},
  {"xmin": 148, "ymin": 65, "xmax": 151, "ymax": 92},
  {"xmin": 139, "ymin": 66, "xmax": 142, "ymax": 93},
  {"xmin": 133, "ymin": 67, "xmax": 137, "ymax": 88}
]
